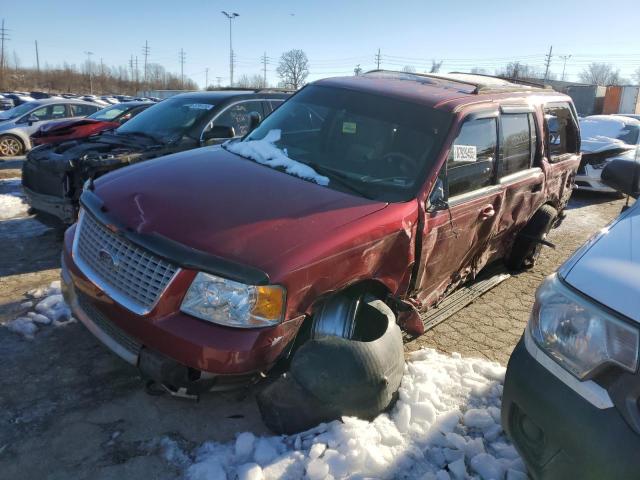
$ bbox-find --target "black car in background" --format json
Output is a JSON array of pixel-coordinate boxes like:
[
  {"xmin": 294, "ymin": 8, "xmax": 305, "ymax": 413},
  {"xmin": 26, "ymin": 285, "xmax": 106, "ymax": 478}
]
[{"xmin": 22, "ymin": 89, "xmax": 290, "ymax": 224}]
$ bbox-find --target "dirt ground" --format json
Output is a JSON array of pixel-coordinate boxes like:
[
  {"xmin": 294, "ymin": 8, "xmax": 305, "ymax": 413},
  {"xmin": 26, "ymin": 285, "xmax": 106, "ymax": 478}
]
[{"xmin": 0, "ymin": 156, "xmax": 628, "ymax": 479}]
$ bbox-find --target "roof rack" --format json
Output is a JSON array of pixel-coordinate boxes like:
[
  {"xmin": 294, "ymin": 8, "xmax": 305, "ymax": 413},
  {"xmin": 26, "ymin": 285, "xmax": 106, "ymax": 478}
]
[
  {"xmin": 364, "ymin": 69, "xmax": 553, "ymax": 94},
  {"xmin": 448, "ymin": 71, "xmax": 553, "ymax": 90},
  {"xmin": 203, "ymin": 87, "xmax": 295, "ymax": 94}
]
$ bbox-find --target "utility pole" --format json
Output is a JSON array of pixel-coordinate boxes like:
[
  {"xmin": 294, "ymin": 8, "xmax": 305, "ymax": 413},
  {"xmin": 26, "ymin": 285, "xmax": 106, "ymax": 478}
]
[
  {"xmin": 0, "ymin": 20, "xmax": 9, "ymax": 90},
  {"xmin": 179, "ymin": 48, "xmax": 186, "ymax": 89},
  {"xmin": 205, "ymin": 68, "xmax": 209, "ymax": 89},
  {"xmin": 84, "ymin": 50, "xmax": 94, "ymax": 94},
  {"xmin": 142, "ymin": 40, "xmax": 150, "ymax": 83},
  {"xmin": 135, "ymin": 55, "xmax": 139, "ymax": 85},
  {"xmin": 216, "ymin": 76, "xmax": 222, "ymax": 88},
  {"xmin": 261, "ymin": 52, "xmax": 268, "ymax": 87},
  {"xmin": 129, "ymin": 54, "xmax": 134, "ymax": 82},
  {"xmin": 560, "ymin": 54, "xmax": 572, "ymax": 81},
  {"xmin": 221, "ymin": 11, "xmax": 239, "ymax": 86},
  {"xmin": 34, "ymin": 40, "xmax": 40, "ymax": 73},
  {"xmin": 375, "ymin": 48, "xmax": 381, "ymax": 70},
  {"xmin": 543, "ymin": 45, "xmax": 553, "ymax": 81}
]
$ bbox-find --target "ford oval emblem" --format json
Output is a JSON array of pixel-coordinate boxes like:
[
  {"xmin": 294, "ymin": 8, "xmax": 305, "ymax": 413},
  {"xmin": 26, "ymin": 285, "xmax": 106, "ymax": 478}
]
[{"xmin": 97, "ymin": 248, "xmax": 119, "ymax": 271}]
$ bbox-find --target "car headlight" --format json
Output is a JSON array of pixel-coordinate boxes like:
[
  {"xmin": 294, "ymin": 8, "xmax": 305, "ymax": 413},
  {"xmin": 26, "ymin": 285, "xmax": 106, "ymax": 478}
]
[
  {"xmin": 180, "ymin": 272, "xmax": 285, "ymax": 328},
  {"xmin": 530, "ymin": 274, "xmax": 639, "ymax": 380}
]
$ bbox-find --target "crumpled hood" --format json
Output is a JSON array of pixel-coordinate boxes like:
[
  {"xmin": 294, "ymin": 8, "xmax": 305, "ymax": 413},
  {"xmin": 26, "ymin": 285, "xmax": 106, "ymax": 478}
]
[
  {"xmin": 93, "ymin": 146, "xmax": 388, "ymax": 274},
  {"xmin": 562, "ymin": 202, "xmax": 640, "ymax": 323},
  {"xmin": 25, "ymin": 131, "xmax": 167, "ymax": 173},
  {"xmin": 35, "ymin": 118, "xmax": 114, "ymax": 135}
]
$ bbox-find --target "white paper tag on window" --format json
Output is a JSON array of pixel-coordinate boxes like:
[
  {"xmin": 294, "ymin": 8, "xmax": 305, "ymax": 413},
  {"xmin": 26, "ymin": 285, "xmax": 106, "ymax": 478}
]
[
  {"xmin": 186, "ymin": 103, "xmax": 214, "ymax": 110},
  {"xmin": 453, "ymin": 145, "xmax": 477, "ymax": 162}
]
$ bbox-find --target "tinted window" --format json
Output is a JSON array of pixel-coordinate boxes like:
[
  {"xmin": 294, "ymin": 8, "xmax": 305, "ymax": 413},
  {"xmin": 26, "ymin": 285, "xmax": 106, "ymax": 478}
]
[
  {"xmin": 447, "ymin": 117, "xmax": 497, "ymax": 197},
  {"xmin": 71, "ymin": 104, "xmax": 100, "ymax": 116},
  {"xmin": 213, "ymin": 101, "xmax": 264, "ymax": 137},
  {"xmin": 89, "ymin": 103, "xmax": 131, "ymax": 121},
  {"xmin": 545, "ymin": 103, "xmax": 579, "ymax": 160},
  {"xmin": 499, "ymin": 113, "xmax": 533, "ymax": 176},
  {"xmin": 31, "ymin": 104, "xmax": 67, "ymax": 120},
  {"xmin": 242, "ymin": 85, "xmax": 452, "ymax": 202}
]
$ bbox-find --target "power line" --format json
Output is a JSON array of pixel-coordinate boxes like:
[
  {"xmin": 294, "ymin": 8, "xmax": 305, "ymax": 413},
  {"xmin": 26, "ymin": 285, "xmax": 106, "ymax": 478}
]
[
  {"xmin": 543, "ymin": 45, "xmax": 553, "ymax": 80},
  {"xmin": 179, "ymin": 48, "xmax": 186, "ymax": 88},
  {"xmin": 261, "ymin": 51, "xmax": 269, "ymax": 86},
  {"xmin": 0, "ymin": 19, "xmax": 10, "ymax": 89},
  {"xmin": 559, "ymin": 54, "xmax": 572, "ymax": 81},
  {"xmin": 142, "ymin": 40, "xmax": 150, "ymax": 83},
  {"xmin": 375, "ymin": 48, "xmax": 381, "ymax": 69}
]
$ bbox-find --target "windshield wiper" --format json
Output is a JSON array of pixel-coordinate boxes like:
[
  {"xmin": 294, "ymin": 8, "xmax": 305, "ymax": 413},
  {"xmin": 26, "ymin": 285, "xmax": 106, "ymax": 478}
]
[{"xmin": 303, "ymin": 162, "xmax": 374, "ymax": 199}]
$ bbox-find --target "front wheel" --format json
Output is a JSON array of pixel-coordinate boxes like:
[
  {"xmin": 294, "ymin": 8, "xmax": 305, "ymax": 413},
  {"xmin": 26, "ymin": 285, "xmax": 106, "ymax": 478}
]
[{"xmin": 0, "ymin": 135, "xmax": 24, "ymax": 156}]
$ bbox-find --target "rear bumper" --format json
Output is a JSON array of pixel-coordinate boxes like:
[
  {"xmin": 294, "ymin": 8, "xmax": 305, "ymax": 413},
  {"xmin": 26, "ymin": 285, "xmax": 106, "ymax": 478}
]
[
  {"xmin": 61, "ymin": 226, "xmax": 303, "ymax": 381},
  {"xmin": 22, "ymin": 184, "xmax": 76, "ymax": 224},
  {"xmin": 502, "ymin": 335, "xmax": 640, "ymax": 480}
]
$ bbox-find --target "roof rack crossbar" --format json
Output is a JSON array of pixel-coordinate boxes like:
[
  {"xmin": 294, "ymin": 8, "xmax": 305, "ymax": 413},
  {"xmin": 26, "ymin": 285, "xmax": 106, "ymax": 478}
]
[{"xmin": 448, "ymin": 71, "xmax": 553, "ymax": 90}]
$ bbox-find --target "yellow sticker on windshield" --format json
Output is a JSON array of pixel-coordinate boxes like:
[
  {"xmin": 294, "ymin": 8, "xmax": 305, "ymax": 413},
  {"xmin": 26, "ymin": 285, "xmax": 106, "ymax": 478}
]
[{"xmin": 342, "ymin": 122, "xmax": 357, "ymax": 134}]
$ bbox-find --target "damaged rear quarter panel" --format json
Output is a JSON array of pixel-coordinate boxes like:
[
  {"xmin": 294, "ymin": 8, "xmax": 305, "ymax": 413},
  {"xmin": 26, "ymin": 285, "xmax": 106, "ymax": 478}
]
[{"xmin": 272, "ymin": 200, "xmax": 419, "ymax": 319}]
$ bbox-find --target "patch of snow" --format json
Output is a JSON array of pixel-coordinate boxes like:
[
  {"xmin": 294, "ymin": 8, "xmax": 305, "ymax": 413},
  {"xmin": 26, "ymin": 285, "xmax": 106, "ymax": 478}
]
[
  {"xmin": 162, "ymin": 348, "xmax": 523, "ymax": 479},
  {"xmin": 4, "ymin": 281, "xmax": 75, "ymax": 339},
  {"xmin": 0, "ymin": 178, "xmax": 51, "ymax": 237},
  {"xmin": 225, "ymin": 129, "xmax": 330, "ymax": 186},
  {"xmin": 579, "ymin": 115, "xmax": 640, "ymax": 153},
  {"xmin": 0, "ymin": 190, "xmax": 29, "ymax": 220}
]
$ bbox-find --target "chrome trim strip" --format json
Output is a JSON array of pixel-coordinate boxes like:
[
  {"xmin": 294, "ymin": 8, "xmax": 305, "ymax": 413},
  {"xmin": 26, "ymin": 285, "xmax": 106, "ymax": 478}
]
[
  {"xmin": 524, "ymin": 327, "xmax": 614, "ymax": 409},
  {"xmin": 71, "ymin": 210, "xmax": 180, "ymax": 316},
  {"xmin": 448, "ymin": 184, "xmax": 502, "ymax": 206},
  {"xmin": 498, "ymin": 167, "xmax": 542, "ymax": 185}
]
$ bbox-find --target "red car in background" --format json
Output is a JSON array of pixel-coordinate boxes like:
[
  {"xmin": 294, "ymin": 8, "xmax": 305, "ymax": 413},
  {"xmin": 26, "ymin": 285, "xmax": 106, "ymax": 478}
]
[{"xmin": 31, "ymin": 101, "xmax": 153, "ymax": 146}]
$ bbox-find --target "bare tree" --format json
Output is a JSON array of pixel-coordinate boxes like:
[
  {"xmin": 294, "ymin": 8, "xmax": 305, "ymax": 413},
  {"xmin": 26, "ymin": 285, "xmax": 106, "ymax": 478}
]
[
  {"xmin": 429, "ymin": 60, "xmax": 443, "ymax": 73},
  {"xmin": 497, "ymin": 62, "xmax": 545, "ymax": 80},
  {"xmin": 470, "ymin": 67, "xmax": 488, "ymax": 75},
  {"xmin": 579, "ymin": 63, "xmax": 621, "ymax": 86},
  {"xmin": 633, "ymin": 66, "xmax": 640, "ymax": 85},
  {"xmin": 402, "ymin": 65, "xmax": 416, "ymax": 73},
  {"xmin": 277, "ymin": 49, "xmax": 309, "ymax": 90},
  {"xmin": 353, "ymin": 64, "xmax": 363, "ymax": 76},
  {"xmin": 235, "ymin": 73, "xmax": 267, "ymax": 89}
]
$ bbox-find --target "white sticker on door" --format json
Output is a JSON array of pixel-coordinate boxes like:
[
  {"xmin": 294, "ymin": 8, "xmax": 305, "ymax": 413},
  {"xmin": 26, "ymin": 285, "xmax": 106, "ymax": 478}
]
[{"xmin": 452, "ymin": 145, "xmax": 477, "ymax": 162}]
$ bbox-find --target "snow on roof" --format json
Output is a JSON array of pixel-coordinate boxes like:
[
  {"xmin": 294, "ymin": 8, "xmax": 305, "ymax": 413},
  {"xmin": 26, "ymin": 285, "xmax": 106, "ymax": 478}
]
[
  {"xmin": 580, "ymin": 115, "xmax": 640, "ymax": 153},
  {"xmin": 225, "ymin": 130, "xmax": 330, "ymax": 186}
]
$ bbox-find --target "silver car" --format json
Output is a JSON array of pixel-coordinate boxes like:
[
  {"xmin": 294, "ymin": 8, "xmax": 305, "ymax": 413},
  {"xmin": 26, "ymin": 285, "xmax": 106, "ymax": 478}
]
[{"xmin": 0, "ymin": 99, "xmax": 101, "ymax": 156}]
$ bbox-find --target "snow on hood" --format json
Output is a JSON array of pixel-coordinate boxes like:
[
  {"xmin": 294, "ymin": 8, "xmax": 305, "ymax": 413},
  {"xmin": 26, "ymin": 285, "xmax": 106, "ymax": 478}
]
[
  {"xmin": 580, "ymin": 115, "xmax": 640, "ymax": 154},
  {"xmin": 224, "ymin": 130, "xmax": 330, "ymax": 186},
  {"xmin": 149, "ymin": 349, "xmax": 525, "ymax": 480}
]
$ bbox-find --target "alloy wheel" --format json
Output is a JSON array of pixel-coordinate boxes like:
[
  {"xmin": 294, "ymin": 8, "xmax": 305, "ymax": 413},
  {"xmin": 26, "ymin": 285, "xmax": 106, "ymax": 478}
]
[{"xmin": 0, "ymin": 136, "xmax": 23, "ymax": 156}]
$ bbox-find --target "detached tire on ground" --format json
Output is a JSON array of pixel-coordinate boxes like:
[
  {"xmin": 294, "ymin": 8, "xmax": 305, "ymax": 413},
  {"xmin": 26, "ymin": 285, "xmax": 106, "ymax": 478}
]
[
  {"xmin": 506, "ymin": 204, "xmax": 557, "ymax": 270},
  {"xmin": 257, "ymin": 297, "xmax": 405, "ymax": 434}
]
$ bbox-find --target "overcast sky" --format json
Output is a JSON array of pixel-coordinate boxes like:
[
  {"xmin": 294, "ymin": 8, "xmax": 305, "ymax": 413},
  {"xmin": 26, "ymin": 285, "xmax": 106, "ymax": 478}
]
[{"xmin": 4, "ymin": 0, "xmax": 640, "ymax": 88}]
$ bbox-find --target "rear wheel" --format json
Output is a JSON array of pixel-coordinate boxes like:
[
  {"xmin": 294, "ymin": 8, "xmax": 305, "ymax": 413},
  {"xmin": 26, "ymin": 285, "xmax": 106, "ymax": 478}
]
[
  {"xmin": 0, "ymin": 135, "xmax": 24, "ymax": 156},
  {"xmin": 507, "ymin": 204, "xmax": 557, "ymax": 270}
]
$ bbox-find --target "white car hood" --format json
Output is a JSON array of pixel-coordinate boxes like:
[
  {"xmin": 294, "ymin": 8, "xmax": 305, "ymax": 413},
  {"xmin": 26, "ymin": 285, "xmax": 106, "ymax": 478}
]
[{"xmin": 562, "ymin": 202, "xmax": 640, "ymax": 323}]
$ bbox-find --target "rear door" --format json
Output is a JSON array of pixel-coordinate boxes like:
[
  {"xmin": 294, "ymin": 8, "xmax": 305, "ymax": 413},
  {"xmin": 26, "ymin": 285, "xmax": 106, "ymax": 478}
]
[
  {"xmin": 415, "ymin": 111, "xmax": 503, "ymax": 307},
  {"xmin": 485, "ymin": 106, "xmax": 546, "ymax": 258}
]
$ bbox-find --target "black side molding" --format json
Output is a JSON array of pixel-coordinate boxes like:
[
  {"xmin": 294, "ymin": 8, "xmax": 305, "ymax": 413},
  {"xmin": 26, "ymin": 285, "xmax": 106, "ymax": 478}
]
[{"xmin": 80, "ymin": 190, "xmax": 270, "ymax": 285}]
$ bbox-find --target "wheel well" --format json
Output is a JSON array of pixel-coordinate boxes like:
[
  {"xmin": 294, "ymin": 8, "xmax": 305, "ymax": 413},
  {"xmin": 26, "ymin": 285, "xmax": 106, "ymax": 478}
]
[{"xmin": 0, "ymin": 133, "xmax": 25, "ymax": 146}]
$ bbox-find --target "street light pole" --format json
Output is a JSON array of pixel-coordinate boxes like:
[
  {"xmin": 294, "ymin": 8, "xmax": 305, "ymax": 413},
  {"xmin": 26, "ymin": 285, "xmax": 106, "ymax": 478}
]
[
  {"xmin": 84, "ymin": 51, "xmax": 94, "ymax": 94},
  {"xmin": 560, "ymin": 54, "xmax": 572, "ymax": 82},
  {"xmin": 221, "ymin": 11, "xmax": 239, "ymax": 87}
]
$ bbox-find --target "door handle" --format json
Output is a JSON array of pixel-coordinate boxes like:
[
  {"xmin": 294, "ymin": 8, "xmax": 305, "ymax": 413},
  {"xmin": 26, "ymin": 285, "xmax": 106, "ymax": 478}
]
[{"xmin": 480, "ymin": 205, "xmax": 495, "ymax": 219}]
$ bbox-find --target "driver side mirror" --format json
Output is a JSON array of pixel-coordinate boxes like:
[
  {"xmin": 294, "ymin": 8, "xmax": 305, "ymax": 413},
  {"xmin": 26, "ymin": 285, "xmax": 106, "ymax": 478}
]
[
  {"xmin": 203, "ymin": 125, "xmax": 236, "ymax": 143},
  {"xmin": 601, "ymin": 158, "xmax": 640, "ymax": 199},
  {"xmin": 22, "ymin": 113, "xmax": 40, "ymax": 125},
  {"xmin": 248, "ymin": 111, "xmax": 262, "ymax": 134},
  {"xmin": 427, "ymin": 177, "xmax": 449, "ymax": 212}
]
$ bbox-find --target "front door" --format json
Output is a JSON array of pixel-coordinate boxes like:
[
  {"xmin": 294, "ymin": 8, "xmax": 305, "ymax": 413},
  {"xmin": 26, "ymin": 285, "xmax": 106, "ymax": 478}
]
[{"xmin": 415, "ymin": 113, "xmax": 502, "ymax": 308}]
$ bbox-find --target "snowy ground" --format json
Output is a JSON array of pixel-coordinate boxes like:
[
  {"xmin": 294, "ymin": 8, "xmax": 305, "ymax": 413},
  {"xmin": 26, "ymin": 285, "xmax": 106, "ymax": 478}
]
[
  {"xmin": 153, "ymin": 349, "xmax": 524, "ymax": 480},
  {"xmin": 0, "ymin": 178, "xmax": 30, "ymax": 220}
]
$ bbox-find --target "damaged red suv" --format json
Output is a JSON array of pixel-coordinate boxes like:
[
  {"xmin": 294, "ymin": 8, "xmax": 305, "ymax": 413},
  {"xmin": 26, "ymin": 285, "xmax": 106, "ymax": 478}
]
[{"xmin": 61, "ymin": 71, "xmax": 580, "ymax": 396}]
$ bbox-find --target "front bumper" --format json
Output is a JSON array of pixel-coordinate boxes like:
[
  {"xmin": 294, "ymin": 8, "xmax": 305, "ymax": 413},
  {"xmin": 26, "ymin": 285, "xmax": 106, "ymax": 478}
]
[
  {"xmin": 22, "ymin": 184, "xmax": 77, "ymax": 224},
  {"xmin": 61, "ymin": 226, "xmax": 303, "ymax": 386},
  {"xmin": 575, "ymin": 166, "xmax": 616, "ymax": 193},
  {"xmin": 502, "ymin": 335, "xmax": 640, "ymax": 480}
]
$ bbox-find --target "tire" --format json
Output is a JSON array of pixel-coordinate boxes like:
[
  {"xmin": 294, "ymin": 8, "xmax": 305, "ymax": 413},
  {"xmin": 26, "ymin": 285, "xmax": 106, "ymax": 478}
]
[
  {"xmin": 0, "ymin": 135, "xmax": 24, "ymax": 156},
  {"xmin": 257, "ymin": 296, "xmax": 405, "ymax": 434},
  {"xmin": 506, "ymin": 204, "xmax": 557, "ymax": 271}
]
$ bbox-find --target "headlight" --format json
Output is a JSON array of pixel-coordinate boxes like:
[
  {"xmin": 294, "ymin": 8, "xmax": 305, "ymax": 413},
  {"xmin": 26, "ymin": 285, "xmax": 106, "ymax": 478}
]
[
  {"xmin": 530, "ymin": 274, "xmax": 639, "ymax": 379},
  {"xmin": 180, "ymin": 272, "xmax": 285, "ymax": 328}
]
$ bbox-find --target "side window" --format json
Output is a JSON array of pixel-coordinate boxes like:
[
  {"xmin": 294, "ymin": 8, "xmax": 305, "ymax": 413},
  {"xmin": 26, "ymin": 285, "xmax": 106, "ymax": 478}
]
[
  {"xmin": 499, "ymin": 113, "xmax": 534, "ymax": 177},
  {"xmin": 30, "ymin": 106, "xmax": 51, "ymax": 120},
  {"xmin": 544, "ymin": 103, "xmax": 579, "ymax": 161},
  {"xmin": 71, "ymin": 104, "xmax": 100, "ymax": 116},
  {"xmin": 213, "ymin": 101, "xmax": 264, "ymax": 137},
  {"xmin": 51, "ymin": 105, "xmax": 66, "ymax": 119},
  {"xmin": 447, "ymin": 117, "xmax": 498, "ymax": 197}
]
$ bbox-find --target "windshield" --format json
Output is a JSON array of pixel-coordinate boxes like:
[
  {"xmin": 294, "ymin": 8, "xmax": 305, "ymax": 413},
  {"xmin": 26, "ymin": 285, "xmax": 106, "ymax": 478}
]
[
  {"xmin": 117, "ymin": 96, "xmax": 216, "ymax": 142},
  {"xmin": 89, "ymin": 103, "xmax": 131, "ymax": 121},
  {"xmin": 0, "ymin": 101, "xmax": 39, "ymax": 120},
  {"xmin": 236, "ymin": 85, "xmax": 452, "ymax": 201}
]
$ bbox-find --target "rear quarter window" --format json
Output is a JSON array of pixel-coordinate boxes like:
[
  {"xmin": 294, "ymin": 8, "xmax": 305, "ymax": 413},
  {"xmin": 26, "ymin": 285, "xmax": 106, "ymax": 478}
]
[{"xmin": 544, "ymin": 102, "xmax": 579, "ymax": 162}]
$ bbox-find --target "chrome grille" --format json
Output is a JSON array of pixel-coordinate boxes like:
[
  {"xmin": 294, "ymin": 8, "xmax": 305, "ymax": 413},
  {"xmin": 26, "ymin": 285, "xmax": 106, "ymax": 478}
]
[{"xmin": 73, "ymin": 210, "xmax": 178, "ymax": 314}]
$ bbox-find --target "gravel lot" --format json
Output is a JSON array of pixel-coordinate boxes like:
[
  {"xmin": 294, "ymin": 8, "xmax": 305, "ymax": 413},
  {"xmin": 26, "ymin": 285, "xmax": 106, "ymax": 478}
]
[{"xmin": 0, "ymin": 156, "xmax": 628, "ymax": 479}]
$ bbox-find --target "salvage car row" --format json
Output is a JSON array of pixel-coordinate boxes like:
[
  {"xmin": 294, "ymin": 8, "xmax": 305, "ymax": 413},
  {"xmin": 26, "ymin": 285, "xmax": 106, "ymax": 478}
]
[{"xmin": 12, "ymin": 71, "xmax": 640, "ymax": 478}]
